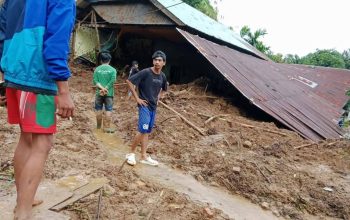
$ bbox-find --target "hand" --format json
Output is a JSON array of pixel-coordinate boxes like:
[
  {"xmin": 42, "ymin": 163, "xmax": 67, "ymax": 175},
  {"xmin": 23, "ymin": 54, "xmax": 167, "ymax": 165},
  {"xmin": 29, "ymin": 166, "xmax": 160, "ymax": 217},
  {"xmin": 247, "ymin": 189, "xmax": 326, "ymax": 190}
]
[
  {"xmin": 56, "ymin": 91, "xmax": 74, "ymax": 118},
  {"xmin": 136, "ymin": 98, "xmax": 148, "ymax": 106},
  {"xmin": 99, "ymin": 89, "xmax": 107, "ymax": 96},
  {"xmin": 0, "ymin": 96, "xmax": 6, "ymax": 105}
]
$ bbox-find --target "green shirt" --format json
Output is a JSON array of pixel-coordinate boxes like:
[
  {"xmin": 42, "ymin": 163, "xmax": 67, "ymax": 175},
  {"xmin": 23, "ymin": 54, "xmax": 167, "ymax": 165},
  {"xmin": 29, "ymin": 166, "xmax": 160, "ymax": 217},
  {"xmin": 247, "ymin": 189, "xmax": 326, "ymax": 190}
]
[{"xmin": 93, "ymin": 64, "xmax": 117, "ymax": 97}]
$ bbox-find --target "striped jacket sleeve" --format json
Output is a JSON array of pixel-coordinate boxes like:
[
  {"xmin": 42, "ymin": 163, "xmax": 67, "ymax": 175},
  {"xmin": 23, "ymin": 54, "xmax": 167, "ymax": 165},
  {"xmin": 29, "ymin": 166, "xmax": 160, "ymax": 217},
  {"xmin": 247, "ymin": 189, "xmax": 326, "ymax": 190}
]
[{"xmin": 43, "ymin": 0, "xmax": 76, "ymax": 81}]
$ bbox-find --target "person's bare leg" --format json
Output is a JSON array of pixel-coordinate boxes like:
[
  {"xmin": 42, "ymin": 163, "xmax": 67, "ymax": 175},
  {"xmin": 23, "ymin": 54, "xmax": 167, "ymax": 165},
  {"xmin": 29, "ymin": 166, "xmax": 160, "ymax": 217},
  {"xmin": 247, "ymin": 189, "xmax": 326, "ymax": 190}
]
[
  {"xmin": 130, "ymin": 132, "xmax": 142, "ymax": 153},
  {"xmin": 15, "ymin": 133, "xmax": 53, "ymax": 220},
  {"xmin": 140, "ymin": 133, "xmax": 149, "ymax": 160},
  {"xmin": 14, "ymin": 132, "xmax": 32, "ymax": 202},
  {"xmin": 13, "ymin": 132, "xmax": 43, "ymax": 214}
]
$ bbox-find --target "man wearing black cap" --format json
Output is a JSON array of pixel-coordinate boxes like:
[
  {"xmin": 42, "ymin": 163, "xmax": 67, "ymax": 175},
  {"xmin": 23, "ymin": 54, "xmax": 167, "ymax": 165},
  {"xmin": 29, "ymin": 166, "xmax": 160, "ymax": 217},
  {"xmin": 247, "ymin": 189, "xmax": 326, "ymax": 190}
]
[{"xmin": 126, "ymin": 51, "xmax": 168, "ymax": 166}]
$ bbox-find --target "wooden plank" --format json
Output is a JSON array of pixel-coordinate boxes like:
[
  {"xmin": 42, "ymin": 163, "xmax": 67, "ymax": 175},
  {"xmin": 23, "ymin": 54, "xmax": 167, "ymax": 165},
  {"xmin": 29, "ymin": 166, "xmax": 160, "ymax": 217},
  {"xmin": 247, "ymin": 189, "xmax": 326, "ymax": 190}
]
[{"xmin": 51, "ymin": 178, "xmax": 108, "ymax": 211}]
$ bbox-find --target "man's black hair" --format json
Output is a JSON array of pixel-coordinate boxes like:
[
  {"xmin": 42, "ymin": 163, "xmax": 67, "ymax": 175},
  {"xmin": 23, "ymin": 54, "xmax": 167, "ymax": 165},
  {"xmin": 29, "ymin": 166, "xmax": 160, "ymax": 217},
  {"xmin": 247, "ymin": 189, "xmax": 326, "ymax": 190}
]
[
  {"xmin": 131, "ymin": 60, "xmax": 138, "ymax": 66},
  {"xmin": 152, "ymin": 50, "xmax": 166, "ymax": 62},
  {"xmin": 100, "ymin": 52, "xmax": 112, "ymax": 63}
]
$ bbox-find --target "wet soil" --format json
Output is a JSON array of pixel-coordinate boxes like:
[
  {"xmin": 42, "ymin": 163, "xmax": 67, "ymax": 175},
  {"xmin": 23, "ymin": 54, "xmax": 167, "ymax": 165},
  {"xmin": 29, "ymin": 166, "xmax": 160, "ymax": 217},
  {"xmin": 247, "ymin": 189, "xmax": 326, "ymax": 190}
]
[{"xmin": 1, "ymin": 64, "xmax": 349, "ymax": 219}]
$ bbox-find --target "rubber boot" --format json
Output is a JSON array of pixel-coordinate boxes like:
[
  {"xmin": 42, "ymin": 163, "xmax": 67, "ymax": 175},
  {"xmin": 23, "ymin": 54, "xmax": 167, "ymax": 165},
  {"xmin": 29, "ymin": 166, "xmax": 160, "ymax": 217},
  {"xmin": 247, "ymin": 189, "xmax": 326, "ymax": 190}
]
[
  {"xmin": 96, "ymin": 111, "xmax": 103, "ymax": 129},
  {"xmin": 103, "ymin": 115, "xmax": 115, "ymax": 133}
]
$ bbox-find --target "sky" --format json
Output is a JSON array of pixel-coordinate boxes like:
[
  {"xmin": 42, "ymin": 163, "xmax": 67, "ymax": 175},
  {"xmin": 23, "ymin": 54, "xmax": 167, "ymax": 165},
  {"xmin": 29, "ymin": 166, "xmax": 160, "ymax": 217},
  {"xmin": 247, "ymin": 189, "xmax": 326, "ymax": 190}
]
[{"xmin": 215, "ymin": 0, "xmax": 350, "ymax": 56}]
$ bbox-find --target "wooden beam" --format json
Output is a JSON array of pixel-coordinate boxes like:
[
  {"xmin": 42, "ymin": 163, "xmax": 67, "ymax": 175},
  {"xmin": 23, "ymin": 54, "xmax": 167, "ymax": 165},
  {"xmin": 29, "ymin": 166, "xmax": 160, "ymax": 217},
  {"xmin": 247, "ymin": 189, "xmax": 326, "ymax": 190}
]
[{"xmin": 159, "ymin": 101, "xmax": 206, "ymax": 136}]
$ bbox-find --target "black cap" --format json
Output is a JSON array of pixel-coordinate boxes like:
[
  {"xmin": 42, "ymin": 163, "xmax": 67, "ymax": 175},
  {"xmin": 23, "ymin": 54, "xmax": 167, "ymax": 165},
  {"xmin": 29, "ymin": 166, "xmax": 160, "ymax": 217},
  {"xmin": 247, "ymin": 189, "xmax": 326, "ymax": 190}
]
[
  {"xmin": 152, "ymin": 50, "xmax": 166, "ymax": 62},
  {"xmin": 100, "ymin": 52, "xmax": 112, "ymax": 63},
  {"xmin": 131, "ymin": 61, "xmax": 138, "ymax": 66}
]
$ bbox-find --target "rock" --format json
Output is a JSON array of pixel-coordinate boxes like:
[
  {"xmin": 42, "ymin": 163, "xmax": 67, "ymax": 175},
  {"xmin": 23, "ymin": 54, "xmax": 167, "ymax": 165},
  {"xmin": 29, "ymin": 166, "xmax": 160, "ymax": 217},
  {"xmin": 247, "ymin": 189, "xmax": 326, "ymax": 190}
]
[
  {"xmin": 138, "ymin": 208, "xmax": 149, "ymax": 217},
  {"xmin": 204, "ymin": 207, "xmax": 214, "ymax": 217},
  {"xmin": 196, "ymin": 175, "xmax": 205, "ymax": 181},
  {"xmin": 261, "ymin": 202, "xmax": 270, "ymax": 210},
  {"xmin": 243, "ymin": 140, "xmax": 252, "ymax": 148},
  {"xmin": 232, "ymin": 166, "xmax": 241, "ymax": 174},
  {"xmin": 103, "ymin": 184, "xmax": 116, "ymax": 196},
  {"xmin": 210, "ymin": 181, "xmax": 220, "ymax": 187},
  {"xmin": 135, "ymin": 180, "xmax": 146, "ymax": 187}
]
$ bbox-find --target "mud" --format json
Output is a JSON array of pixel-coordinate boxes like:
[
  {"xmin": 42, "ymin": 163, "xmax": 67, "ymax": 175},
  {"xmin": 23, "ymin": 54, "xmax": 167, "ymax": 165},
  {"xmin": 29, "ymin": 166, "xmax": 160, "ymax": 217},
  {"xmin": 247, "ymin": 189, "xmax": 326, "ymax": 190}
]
[{"xmin": 1, "ymin": 63, "xmax": 349, "ymax": 219}]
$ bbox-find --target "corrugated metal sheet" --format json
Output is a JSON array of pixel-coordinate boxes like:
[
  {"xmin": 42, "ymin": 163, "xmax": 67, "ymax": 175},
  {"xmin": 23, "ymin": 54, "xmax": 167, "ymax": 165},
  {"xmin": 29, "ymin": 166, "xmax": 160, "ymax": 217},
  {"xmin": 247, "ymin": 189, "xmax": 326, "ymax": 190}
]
[
  {"xmin": 153, "ymin": 0, "xmax": 267, "ymax": 59},
  {"xmin": 177, "ymin": 28, "xmax": 346, "ymax": 141},
  {"xmin": 278, "ymin": 64, "xmax": 350, "ymax": 109},
  {"xmin": 93, "ymin": 3, "xmax": 174, "ymax": 25}
]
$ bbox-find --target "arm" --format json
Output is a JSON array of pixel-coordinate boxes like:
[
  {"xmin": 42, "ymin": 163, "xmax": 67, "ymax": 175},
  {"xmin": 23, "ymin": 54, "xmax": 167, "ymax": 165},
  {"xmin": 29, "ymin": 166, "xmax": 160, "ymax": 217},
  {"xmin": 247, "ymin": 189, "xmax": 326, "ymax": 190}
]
[
  {"xmin": 105, "ymin": 69, "xmax": 117, "ymax": 91},
  {"xmin": 44, "ymin": 0, "xmax": 76, "ymax": 118},
  {"xmin": 93, "ymin": 70, "xmax": 107, "ymax": 92},
  {"xmin": 126, "ymin": 79, "xmax": 147, "ymax": 106}
]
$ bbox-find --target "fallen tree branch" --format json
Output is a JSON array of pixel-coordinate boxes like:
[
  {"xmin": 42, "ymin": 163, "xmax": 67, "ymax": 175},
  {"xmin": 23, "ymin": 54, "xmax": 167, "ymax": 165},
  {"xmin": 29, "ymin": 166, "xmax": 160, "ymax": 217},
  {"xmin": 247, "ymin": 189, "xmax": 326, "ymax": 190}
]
[
  {"xmin": 159, "ymin": 101, "xmax": 206, "ymax": 136},
  {"xmin": 253, "ymin": 162, "xmax": 271, "ymax": 184},
  {"xmin": 159, "ymin": 116, "xmax": 178, "ymax": 125},
  {"xmin": 205, "ymin": 114, "xmax": 229, "ymax": 124},
  {"xmin": 95, "ymin": 188, "xmax": 103, "ymax": 220},
  {"xmin": 146, "ymin": 190, "xmax": 164, "ymax": 220},
  {"xmin": 294, "ymin": 142, "xmax": 317, "ymax": 150}
]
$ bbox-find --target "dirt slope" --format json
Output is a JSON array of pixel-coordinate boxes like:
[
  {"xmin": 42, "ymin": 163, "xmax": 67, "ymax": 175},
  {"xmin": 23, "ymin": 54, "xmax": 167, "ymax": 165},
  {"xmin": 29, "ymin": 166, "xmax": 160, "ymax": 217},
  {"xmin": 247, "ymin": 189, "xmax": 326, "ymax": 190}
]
[{"xmin": 1, "ymin": 64, "xmax": 349, "ymax": 220}]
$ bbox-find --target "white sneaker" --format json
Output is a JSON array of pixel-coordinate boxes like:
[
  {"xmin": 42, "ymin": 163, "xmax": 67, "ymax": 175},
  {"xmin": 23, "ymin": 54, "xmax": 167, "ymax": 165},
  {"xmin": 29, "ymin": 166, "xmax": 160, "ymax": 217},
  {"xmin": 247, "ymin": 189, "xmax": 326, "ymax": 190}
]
[
  {"xmin": 140, "ymin": 156, "xmax": 159, "ymax": 166},
  {"xmin": 126, "ymin": 153, "xmax": 136, "ymax": 166}
]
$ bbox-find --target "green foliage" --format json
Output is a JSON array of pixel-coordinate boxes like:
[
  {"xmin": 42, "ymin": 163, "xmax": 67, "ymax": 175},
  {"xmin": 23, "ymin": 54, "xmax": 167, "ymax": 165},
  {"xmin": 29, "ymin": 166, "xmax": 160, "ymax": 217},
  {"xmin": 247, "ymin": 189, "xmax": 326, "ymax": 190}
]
[
  {"xmin": 267, "ymin": 52, "xmax": 284, "ymax": 63},
  {"xmin": 342, "ymin": 49, "xmax": 350, "ymax": 69},
  {"xmin": 283, "ymin": 54, "xmax": 301, "ymax": 64},
  {"xmin": 300, "ymin": 49, "xmax": 345, "ymax": 69},
  {"xmin": 240, "ymin": 25, "xmax": 270, "ymax": 53},
  {"xmin": 183, "ymin": 0, "xmax": 218, "ymax": 20}
]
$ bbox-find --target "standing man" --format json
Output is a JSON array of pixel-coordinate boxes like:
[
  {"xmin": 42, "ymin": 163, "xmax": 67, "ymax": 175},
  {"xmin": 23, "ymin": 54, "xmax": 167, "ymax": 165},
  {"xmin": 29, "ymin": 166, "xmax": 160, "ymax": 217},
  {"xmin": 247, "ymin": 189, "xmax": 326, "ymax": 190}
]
[
  {"xmin": 93, "ymin": 52, "xmax": 117, "ymax": 132},
  {"xmin": 126, "ymin": 51, "xmax": 168, "ymax": 166},
  {"xmin": 127, "ymin": 60, "xmax": 139, "ymax": 98},
  {"xmin": 129, "ymin": 60, "xmax": 139, "ymax": 77},
  {"xmin": 0, "ymin": 0, "xmax": 75, "ymax": 219}
]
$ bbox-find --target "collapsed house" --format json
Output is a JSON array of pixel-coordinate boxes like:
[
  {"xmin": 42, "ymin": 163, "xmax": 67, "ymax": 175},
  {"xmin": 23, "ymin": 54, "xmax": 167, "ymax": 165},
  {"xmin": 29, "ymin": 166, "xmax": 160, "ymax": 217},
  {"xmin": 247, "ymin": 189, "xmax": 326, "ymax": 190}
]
[{"xmin": 74, "ymin": 0, "xmax": 350, "ymax": 141}]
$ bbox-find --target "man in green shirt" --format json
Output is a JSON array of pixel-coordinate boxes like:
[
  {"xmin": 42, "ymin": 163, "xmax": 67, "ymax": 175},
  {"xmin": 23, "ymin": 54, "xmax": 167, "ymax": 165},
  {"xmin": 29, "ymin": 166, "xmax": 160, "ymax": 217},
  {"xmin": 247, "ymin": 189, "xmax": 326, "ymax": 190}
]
[{"xmin": 93, "ymin": 52, "xmax": 117, "ymax": 132}]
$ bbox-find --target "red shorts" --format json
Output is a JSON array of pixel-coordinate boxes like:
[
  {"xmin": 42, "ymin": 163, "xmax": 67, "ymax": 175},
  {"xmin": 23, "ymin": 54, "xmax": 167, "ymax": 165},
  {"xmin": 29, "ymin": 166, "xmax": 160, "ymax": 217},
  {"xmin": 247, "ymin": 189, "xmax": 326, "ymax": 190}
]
[{"xmin": 6, "ymin": 88, "xmax": 57, "ymax": 133}]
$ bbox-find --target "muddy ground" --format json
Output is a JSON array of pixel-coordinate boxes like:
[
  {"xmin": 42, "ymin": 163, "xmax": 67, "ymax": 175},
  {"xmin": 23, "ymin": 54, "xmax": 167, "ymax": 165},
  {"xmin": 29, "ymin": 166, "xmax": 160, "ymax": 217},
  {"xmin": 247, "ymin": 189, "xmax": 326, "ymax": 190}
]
[{"xmin": 1, "ymin": 63, "xmax": 350, "ymax": 220}]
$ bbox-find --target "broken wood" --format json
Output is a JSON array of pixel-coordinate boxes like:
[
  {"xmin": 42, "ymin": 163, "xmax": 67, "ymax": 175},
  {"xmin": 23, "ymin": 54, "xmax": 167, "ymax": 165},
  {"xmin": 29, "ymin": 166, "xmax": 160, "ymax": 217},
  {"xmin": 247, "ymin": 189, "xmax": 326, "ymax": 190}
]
[
  {"xmin": 146, "ymin": 190, "xmax": 164, "ymax": 220},
  {"xmin": 95, "ymin": 188, "xmax": 103, "ymax": 220},
  {"xmin": 205, "ymin": 114, "xmax": 229, "ymax": 124},
  {"xmin": 159, "ymin": 116, "xmax": 178, "ymax": 124},
  {"xmin": 294, "ymin": 142, "xmax": 317, "ymax": 150},
  {"xmin": 252, "ymin": 162, "xmax": 271, "ymax": 184},
  {"xmin": 159, "ymin": 101, "xmax": 206, "ymax": 136},
  {"xmin": 51, "ymin": 178, "xmax": 108, "ymax": 211},
  {"xmin": 117, "ymin": 159, "xmax": 127, "ymax": 174}
]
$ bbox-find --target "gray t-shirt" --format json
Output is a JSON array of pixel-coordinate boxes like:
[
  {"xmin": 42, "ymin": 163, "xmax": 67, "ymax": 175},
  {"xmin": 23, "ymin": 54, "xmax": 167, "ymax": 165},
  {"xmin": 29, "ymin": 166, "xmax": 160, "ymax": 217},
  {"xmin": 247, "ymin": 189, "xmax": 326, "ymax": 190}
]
[{"xmin": 128, "ymin": 68, "xmax": 167, "ymax": 111}]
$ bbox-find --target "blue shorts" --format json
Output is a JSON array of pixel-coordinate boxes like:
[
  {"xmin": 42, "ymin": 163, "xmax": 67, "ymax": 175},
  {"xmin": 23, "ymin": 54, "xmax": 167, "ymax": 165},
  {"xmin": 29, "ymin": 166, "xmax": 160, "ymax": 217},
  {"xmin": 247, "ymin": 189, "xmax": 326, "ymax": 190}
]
[
  {"xmin": 138, "ymin": 106, "xmax": 156, "ymax": 134},
  {"xmin": 95, "ymin": 96, "xmax": 113, "ymax": 111}
]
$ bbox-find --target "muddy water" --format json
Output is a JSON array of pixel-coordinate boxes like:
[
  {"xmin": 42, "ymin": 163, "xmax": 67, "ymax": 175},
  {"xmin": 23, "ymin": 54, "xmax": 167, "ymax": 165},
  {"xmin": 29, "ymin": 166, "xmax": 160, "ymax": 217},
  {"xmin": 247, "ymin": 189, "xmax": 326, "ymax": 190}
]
[{"xmin": 94, "ymin": 130, "xmax": 280, "ymax": 220}]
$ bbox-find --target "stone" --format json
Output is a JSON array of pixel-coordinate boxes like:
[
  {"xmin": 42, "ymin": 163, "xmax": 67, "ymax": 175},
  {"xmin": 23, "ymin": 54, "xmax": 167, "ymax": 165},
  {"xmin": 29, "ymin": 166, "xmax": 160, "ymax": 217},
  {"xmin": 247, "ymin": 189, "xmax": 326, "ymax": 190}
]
[
  {"xmin": 243, "ymin": 140, "xmax": 253, "ymax": 148},
  {"xmin": 261, "ymin": 202, "xmax": 270, "ymax": 210},
  {"xmin": 232, "ymin": 166, "xmax": 241, "ymax": 174},
  {"xmin": 204, "ymin": 207, "xmax": 214, "ymax": 217}
]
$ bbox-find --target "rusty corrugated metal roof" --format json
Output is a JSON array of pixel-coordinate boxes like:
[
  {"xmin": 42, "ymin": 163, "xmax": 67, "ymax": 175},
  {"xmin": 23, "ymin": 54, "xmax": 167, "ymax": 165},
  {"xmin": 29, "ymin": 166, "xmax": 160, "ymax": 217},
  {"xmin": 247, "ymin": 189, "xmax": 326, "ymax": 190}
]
[
  {"xmin": 177, "ymin": 28, "xmax": 346, "ymax": 141},
  {"xmin": 278, "ymin": 64, "xmax": 350, "ymax": 109},
  {"xmin": 93, "ymin": 3, "xmax": 174, "ymax": 25}
]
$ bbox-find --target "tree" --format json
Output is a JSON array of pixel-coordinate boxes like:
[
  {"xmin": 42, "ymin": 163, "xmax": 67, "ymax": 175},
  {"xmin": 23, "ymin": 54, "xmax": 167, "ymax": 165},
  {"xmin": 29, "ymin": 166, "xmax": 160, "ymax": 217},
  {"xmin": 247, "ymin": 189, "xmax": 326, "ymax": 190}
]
[
  {"xmin": 283, "ymin": 54, "xmax": 301, "ymax": 64},
  {"xmin": 183, "ymin": 0, "xmax": 218, "ymax": 20},
  {"xmin": 239, "ymin": 25, "xmax": 270, "ymax": 53},
  {"xmin": 300, "ymin": 49, "xmax": 346, "ymax": 69},
  {"xmin": 342, "ymin": 49, "xmax": 350, "ymax": 69},
  {"xmin": 267, "ymin": 52, "xmax": 284, "ymax": 63}
]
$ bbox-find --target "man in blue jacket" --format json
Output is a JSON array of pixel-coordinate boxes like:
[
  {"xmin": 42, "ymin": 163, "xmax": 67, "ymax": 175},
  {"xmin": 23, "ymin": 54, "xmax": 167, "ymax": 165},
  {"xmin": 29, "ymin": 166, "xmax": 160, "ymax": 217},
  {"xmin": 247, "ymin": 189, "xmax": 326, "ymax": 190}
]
[{"xmin": 0, "ymin": 0, "xmax": 75, "ymax": 219}]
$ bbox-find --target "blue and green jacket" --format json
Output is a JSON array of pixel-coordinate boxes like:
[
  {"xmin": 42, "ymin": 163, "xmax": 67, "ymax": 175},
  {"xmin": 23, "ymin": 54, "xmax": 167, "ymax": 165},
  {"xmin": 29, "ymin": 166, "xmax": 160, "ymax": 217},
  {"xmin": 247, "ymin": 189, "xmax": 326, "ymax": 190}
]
[{"xmin": 0, "ymin": 0, "xmax": 76, "ymax": 95}]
